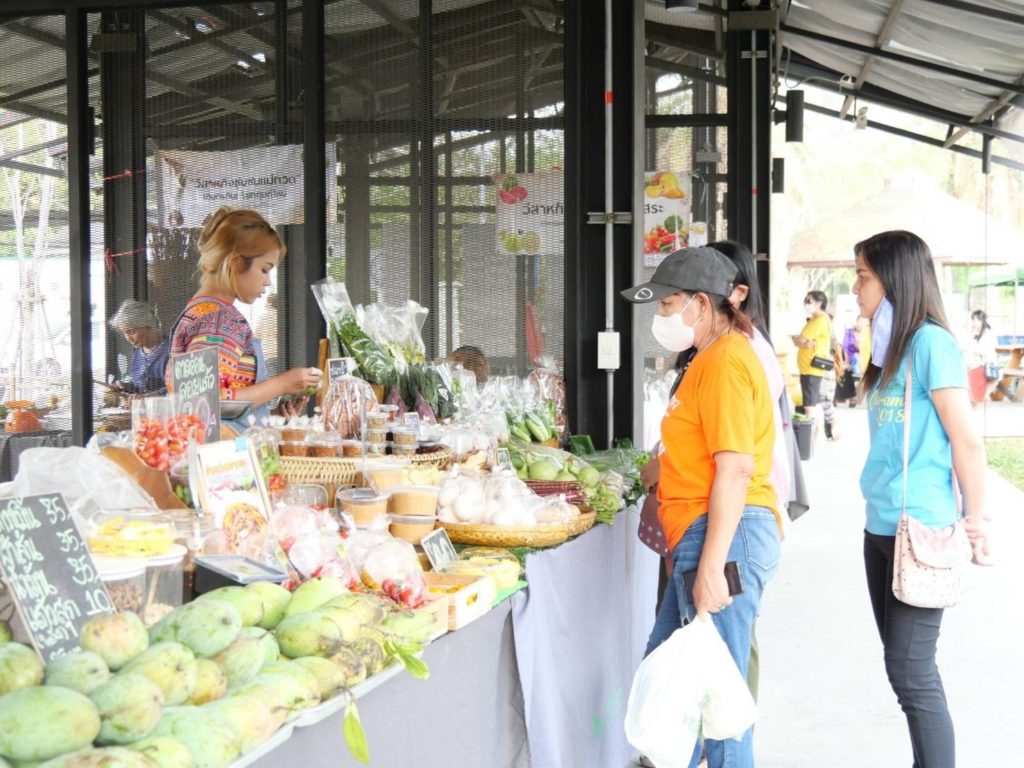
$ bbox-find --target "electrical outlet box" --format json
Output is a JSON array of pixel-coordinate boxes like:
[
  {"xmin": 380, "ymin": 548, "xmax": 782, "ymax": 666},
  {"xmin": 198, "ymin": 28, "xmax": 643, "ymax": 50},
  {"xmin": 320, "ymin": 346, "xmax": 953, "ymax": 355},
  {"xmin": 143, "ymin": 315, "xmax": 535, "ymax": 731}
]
[{"xmin": 597, "ymin": 331, "xmax": 620, "ymax": 371}]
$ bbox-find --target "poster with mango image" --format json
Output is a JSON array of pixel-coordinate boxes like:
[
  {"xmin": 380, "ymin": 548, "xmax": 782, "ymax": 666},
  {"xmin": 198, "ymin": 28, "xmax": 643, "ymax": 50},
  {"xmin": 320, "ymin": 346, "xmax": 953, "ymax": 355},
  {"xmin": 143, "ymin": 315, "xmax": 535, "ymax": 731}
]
[{"xmin": 642, "ymin": 171, "xmax": 691, "ymax": 267}]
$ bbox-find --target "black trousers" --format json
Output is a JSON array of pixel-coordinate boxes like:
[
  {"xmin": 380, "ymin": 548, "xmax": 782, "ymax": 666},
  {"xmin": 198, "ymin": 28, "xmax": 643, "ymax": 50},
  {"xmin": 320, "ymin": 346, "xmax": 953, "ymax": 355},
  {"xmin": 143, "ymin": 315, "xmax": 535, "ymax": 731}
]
[{"xmin": 864, "ymin": 532, "xmax": 955, "ymax": 768}]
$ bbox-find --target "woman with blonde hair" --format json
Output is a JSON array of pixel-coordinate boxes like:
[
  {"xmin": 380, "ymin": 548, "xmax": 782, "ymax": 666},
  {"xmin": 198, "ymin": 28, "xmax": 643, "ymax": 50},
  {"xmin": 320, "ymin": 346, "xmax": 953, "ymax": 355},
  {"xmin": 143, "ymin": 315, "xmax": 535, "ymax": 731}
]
[{"xmin": 165, "ymin": 206, "xmax": 321, "ymax": 426}]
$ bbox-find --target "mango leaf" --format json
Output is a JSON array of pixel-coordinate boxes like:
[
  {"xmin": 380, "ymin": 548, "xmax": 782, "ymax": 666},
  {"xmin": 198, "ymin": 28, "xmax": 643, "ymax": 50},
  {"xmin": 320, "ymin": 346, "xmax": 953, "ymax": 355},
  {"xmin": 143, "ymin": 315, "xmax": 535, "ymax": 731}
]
[
  {"xmin": 343, "ymin": 700, "xmax": 371, "ymax": 764},
  {"xmin": 391, "ymin": 643, "xmax": 430, "ymax": 679}
]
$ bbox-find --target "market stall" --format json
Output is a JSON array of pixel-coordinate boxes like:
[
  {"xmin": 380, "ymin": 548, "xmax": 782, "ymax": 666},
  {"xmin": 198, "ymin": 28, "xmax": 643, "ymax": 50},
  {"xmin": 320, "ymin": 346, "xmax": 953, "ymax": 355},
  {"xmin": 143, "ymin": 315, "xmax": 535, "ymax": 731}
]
[{"xmin": 0, "ymin": 281, "xmax": 653, "ymax": 768}]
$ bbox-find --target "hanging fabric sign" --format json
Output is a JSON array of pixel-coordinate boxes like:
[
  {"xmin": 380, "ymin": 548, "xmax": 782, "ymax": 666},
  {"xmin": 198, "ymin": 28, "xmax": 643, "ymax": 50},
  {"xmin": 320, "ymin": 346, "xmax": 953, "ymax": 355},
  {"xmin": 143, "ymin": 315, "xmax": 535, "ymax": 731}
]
[
  {"xmin": 155, "ymin": 145, "xmax": 337, "ymax": 228},
  {"xmin": 494, "ymin": 172, "xmax": 564, "ymax": 256},
  {"xmin": 642, "ymin": 171, "xmax": 691, "ymax": 267}
]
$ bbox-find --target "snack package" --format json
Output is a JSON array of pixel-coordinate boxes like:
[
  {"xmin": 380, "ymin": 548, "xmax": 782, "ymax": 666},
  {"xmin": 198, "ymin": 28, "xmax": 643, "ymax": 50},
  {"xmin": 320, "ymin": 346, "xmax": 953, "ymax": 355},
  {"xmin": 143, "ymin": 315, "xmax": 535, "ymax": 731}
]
[
  {"xmin": 322, "ymin": 375, "xmax": 378, "ymax": 439},
  {"xmin": 528, "ymin": 358, "xmax": 568, "ymax": 439},
  {"xmin": 359, "ymin": 538, "xmax": 428, "ymax": 608}
]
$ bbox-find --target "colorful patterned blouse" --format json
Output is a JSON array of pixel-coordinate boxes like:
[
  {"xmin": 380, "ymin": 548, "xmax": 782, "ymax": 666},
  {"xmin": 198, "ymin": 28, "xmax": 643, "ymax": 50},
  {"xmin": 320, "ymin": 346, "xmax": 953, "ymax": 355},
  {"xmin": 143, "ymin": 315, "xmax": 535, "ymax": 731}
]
[{"xmin": 165, "ymin": 296, "xmax": 258, "ymax": 399}]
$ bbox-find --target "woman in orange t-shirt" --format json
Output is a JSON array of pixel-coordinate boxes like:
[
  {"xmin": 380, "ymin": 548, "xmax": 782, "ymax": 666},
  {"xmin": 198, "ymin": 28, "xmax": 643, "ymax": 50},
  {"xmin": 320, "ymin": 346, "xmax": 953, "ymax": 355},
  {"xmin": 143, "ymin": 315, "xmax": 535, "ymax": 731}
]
[{"xmin": 622, "ymin": 246, "xmax": 782, "ymax": 768}]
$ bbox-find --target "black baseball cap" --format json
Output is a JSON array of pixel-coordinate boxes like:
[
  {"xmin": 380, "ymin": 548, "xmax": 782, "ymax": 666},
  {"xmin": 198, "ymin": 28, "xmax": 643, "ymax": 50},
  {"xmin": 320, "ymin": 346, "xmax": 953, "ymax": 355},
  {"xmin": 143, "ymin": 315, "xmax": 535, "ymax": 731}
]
[{"xmin": 620, "ymin": 246, "xmax": 738, "ymax": 304}]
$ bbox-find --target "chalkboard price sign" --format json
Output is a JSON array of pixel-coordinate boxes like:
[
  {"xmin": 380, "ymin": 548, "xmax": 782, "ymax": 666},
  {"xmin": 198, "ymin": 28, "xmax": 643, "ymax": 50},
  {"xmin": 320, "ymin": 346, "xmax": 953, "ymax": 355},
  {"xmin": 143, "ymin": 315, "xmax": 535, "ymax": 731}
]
[
  {"xmin": 327, "ymin": 357, "xmax": 358, "ymax": 383},
  {"xmin": 0, "ymin": 493, "xmax": 114, "ymax": 661},
  {"xmin": 171, "ymin": 347, "xmax": 220, "ymax": 442}
]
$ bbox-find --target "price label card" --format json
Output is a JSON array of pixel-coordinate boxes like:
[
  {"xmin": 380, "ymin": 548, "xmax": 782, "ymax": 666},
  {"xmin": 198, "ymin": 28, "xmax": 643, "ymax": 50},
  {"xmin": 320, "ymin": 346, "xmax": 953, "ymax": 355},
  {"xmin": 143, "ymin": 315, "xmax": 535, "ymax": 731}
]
[
  {"xmin": 420, "ymin": 527, "xmax": 458, "ymax": 571},
  {"xmin": 171, "ymin": 347, "xmax": 220, "ymax": 440},
  {"xmin": 327, "ymin": 357, "xmax": 358, "ymax": 383},
  {"xmin": 0, "ymin": 493, "xmax": 113, "ymax": 661}
]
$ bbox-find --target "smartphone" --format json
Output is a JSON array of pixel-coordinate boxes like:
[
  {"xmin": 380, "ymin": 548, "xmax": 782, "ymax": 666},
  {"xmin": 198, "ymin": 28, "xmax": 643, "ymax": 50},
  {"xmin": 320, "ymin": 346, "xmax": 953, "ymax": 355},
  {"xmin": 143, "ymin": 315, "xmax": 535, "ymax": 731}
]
[{"xmin": 681, "ymin": 561, "xmax": 743, "ymax": 605}]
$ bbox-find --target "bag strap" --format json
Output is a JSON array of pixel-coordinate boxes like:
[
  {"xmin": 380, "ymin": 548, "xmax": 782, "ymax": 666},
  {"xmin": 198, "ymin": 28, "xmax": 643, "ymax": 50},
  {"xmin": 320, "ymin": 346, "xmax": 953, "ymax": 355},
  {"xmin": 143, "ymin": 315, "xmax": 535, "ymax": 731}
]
[{"xmin": 901, "ymin": 354, "xmax": 912, "ymax": 519}]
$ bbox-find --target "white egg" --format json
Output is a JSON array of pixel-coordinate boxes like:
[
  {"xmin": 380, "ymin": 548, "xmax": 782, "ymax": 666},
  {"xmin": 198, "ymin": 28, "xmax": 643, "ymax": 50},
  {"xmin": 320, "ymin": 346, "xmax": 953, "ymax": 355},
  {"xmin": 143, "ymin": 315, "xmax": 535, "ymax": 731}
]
[
  {"xmin": 438, "ymin": 484, "xmax": 459, "ymax": 508},
  {"xmin": 438, "ymin": 506, "xmax": 458, "ymax": 523},
  {"xmin": 491, "ymin": 509, "xmax": 517, "ymax": 526},
  {"xmin": 454, "ymin": 494, "xmax": 477, "ymax": 522}
]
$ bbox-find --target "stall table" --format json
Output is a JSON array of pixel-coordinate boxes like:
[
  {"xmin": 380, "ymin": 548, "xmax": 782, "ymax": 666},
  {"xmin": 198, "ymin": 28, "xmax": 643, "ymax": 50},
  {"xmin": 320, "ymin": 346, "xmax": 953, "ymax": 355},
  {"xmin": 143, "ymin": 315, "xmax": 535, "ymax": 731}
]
[{"xmin": 251, "ymin": 506, "xmax": 657, "ymax": 768}]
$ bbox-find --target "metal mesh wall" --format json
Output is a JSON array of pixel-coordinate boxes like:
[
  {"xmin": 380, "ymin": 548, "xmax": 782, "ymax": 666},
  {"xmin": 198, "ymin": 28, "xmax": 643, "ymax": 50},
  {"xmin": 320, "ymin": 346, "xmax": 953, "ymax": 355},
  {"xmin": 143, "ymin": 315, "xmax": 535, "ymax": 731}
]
[
  {"xmin": 328, "ymin": 0, "xmax": 565, "ymax": 376},
  {"xmin": 0, "ymin": 15, "xmax": 74, "ymax": 417}
]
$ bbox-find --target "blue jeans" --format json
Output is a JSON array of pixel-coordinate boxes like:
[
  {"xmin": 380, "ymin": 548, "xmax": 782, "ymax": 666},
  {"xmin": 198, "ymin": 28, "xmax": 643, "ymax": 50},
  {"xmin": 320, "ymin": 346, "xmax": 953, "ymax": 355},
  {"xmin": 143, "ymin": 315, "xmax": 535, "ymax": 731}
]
[{"xmin": 644, "ymin": 506, "xmax": 781, "ymax": 768}]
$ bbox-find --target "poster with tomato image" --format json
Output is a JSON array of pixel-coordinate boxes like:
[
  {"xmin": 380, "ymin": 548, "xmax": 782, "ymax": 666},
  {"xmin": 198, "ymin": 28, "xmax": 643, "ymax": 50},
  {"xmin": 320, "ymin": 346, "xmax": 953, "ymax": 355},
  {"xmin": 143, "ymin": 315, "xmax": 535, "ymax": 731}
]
[
  {"xmin": 494, "ymin": 171, "xmax": 564, "ymax": 256},
  {"xmin": 643, "ymin": 171, "xmax": 691, "ymax": 267}
]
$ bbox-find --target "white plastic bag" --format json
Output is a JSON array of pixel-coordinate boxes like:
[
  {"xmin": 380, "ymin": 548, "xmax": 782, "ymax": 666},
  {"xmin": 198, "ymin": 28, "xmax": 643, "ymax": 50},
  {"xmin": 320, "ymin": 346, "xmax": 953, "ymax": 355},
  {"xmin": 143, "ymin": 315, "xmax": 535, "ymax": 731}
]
[{"xmin": 624, "ymin": 618, "xmax": 757, "ymax": 767}]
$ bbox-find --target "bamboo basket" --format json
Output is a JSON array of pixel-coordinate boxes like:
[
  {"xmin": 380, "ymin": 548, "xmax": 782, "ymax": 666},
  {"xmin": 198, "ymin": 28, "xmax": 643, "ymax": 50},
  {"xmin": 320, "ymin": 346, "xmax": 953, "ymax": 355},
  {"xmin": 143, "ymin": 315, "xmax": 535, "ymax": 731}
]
[
  {"xmin": 568, "ymin": 510, "xmax": 597, "ymax": 538},
  {"xmin": 280, "ymin": 446, "xmax": 453, "ymax": 498},
  {"xmin": 439, "ymin": 520, "xmax": 570, "ymax": 548}
]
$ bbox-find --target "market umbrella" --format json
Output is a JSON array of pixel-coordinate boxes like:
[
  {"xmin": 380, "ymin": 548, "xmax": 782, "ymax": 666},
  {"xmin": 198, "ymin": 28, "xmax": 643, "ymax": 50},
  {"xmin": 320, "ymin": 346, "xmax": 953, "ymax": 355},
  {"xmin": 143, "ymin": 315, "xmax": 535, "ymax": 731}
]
[{"xmin": 787, "ymin": 180, "xmax": 1024, "ymax": 268}]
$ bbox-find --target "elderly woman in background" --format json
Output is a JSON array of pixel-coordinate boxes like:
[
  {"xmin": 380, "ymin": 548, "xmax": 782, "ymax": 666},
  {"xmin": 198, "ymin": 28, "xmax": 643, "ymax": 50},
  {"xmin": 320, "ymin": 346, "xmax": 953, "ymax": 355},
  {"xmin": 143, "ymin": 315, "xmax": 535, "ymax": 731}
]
[{"xmin": 109, "ymin": 299, "xmax": 170, "ymax": 395}]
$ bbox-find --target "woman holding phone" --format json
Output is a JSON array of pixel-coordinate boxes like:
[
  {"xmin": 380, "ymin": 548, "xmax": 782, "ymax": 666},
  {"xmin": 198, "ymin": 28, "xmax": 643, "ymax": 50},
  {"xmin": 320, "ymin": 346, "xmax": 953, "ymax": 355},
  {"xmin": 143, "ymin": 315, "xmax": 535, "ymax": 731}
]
[{"xmin": 623, "ymin": 246, "xmax": 781, "ymax": 768}]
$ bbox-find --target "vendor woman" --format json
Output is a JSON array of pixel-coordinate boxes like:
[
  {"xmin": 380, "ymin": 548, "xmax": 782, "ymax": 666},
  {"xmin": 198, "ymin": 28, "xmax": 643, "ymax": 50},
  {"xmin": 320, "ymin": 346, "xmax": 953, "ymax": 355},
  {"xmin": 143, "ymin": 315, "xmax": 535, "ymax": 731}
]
[
  {"xmin": 165, "ymin": 206, "xmax": 322, "ymax": 427},
  {"xmin": 109, "ymin": 299, "xmax": 170, "ymax": 395}
]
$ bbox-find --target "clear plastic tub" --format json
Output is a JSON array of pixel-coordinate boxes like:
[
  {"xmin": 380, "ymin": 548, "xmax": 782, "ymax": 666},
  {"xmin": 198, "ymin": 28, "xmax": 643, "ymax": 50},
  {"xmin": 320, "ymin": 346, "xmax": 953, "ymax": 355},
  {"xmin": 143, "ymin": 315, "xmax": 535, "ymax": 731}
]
[
  {"xmin": 87, "ymin": 510, "xmax": 175, "ymax": 558},
  {"xmin": 144, "ymin": 544, "xmax": 187, "ymax": 624},
  {"xmin": 388, "ymin": 485, "xmax": 441, "ymax": 517},
  {"xmin": 340, "ymin": 440, "xmax": 363, "ymax": 458},
  {"xmin": 362, "ymin": 458, "xmax": 409, "ymax": 491},
  {"xmin": 366, "ymin": 428, "xmax": 389, "ymax": 445},
  {"xmin": 377, "ymin": 404, "xmax": 400, "ymax": 423},
  {"xmin": 365, "ymin": 411, "xmax": 389, "ymax": 431},
  {"xmin": 441, "ymin": 547, "xmax": 522, "ymax": 590},
  {"xmin": 393, "ymin": 444, "xmax": 417, "ymax": 458},
  {"xmin": 94, "ymin": 556, "xmax": 147, "ymax": 615},
  {"xmin": 337, "ymin": 488, "xmax": 390, "ymax": 526},
  {"xmin": 391, "ymin": 427, "xmax": 417, "ymax": 447},
  {"xmin": 306, "ymin": 435, "xmax": 341, "ymax": 458},
  {"xmin": 278, "ymin": 440, "xmax": 309, "ymax": 457},
  {"xmin": 388, "ymin": 514, "xmax": 436, "ymax": 545}
]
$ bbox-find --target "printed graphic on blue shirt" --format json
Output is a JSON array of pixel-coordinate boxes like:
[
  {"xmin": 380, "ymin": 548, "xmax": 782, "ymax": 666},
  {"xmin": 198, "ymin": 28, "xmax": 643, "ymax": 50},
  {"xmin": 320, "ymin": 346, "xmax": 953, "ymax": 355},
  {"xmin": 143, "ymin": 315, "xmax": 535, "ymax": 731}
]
[{"xmin": 860, "ymin": 324, "xmax": 966, "ymax": 536}]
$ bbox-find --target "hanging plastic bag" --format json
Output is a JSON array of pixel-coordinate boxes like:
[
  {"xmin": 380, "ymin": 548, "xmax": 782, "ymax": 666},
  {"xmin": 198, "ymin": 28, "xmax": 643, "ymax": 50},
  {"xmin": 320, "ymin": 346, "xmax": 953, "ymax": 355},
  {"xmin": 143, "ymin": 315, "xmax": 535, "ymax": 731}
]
[{"xmin": 624, "ymin": 618, "xmax": 757, "ymax": 767}]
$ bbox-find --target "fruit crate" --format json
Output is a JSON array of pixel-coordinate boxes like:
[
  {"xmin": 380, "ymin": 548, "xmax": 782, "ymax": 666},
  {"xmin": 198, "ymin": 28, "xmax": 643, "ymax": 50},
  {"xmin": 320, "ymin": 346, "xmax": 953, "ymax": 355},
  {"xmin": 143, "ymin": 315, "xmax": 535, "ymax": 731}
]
[
  {"xmin": 422, "ymin": 592, "xmax": 449, "ymax": 641},
  {"xmin": 424, "ymin": 572, "xmax": 497, "ymax": 630}
]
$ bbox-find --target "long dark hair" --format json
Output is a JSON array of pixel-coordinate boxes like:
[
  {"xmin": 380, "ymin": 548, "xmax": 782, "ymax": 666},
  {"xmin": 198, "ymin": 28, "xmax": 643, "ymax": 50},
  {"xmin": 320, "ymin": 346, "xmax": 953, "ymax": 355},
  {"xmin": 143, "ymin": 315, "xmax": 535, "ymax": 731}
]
[
  {"xmin": 857, "ymin": 230, "xmax": 949, "ymax": 392},
  {"xmin": 971, "ymin": 309, "xmax": 991, "ymax": 341},
  {"xmin": 709, "ymin": 240, "xmax": 768, "ymax": 337}
]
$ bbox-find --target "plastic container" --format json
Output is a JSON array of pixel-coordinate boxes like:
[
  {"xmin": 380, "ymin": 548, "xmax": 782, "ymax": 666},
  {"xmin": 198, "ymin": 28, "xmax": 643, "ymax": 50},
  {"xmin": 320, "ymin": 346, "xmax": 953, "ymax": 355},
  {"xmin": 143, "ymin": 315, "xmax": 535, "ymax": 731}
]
[
  {"xmin": 87, "ymin": 510, "xmax": 175, "ymax": 558},
  {"xmin": 393, "ymin": 444, "xmax": 418, "ymax": 458},
  {"xmin": 337, "ymin": 488, "xmax": 390, "ymax": 526},
  {"xmin": 340, "ymin": 440, "xmax": 363, "ymax": 458},
  {"xmin": 94, "ymin": 556, "xmax": 147, "ymax": 615},
  {"xmin": 306, "ymin": 435, "xmax": 341, "ymax": 458},
  {"xmin": 279, "ymin": 427, "xmax": 308, "ymax": 442},
  {"xmin": 144, "ymin": 544, "xmax": 187, "ymax": 623},
  {"xmin": 388, "ymin": 514, "xmax": 436, "ymax": 545},
  {"xmin": 279, "ymin": 440, "xmax": 309, "ymax": 457},
  {"xmin": 362, "ymin": 459, "xmax": 409, "ymax": 492},
  {"xmin": 377, "ymin": 404, "xmax": 400, "ymax": 423},
  {"xmin": 391, "ymin": 427, "xmax": 417, "ymax": 447},
  {"xmin": 167, "ymin": 511, "xmax": 216, "ymax": 601},
  {"xmin": 365, "ymin": 411, "xmax": 389, "ymax": 431},
  {"xmin": 366, "ymin": 442, "xmax": 389, "ymax": 456},
  {"xmin": 366, "ymin": 428, "xmax": 388, "ymax": 445},
  {"xmin": 388, "ymin": 485, "xmax": 441, "ymax": 517}
]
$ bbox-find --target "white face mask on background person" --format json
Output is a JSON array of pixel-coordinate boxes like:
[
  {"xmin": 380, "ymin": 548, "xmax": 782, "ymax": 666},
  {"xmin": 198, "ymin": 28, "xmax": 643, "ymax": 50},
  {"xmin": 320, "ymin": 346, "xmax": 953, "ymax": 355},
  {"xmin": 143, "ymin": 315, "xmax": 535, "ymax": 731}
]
[
  {"xmin": 651, "ymin": 296, "xmax": 697, "ymax": 352},
  {"xmin": 803, "ymin": 301, "xmax": 816, "ymax": 318}
]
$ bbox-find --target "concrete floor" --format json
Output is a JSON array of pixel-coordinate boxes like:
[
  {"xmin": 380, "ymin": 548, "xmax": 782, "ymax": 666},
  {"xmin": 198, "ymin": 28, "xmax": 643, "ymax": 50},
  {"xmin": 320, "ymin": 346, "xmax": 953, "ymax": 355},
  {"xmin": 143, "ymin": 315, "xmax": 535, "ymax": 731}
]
[{"xmin": 754, "ymin": 401, "xmax": 1024, "ymax": 767}]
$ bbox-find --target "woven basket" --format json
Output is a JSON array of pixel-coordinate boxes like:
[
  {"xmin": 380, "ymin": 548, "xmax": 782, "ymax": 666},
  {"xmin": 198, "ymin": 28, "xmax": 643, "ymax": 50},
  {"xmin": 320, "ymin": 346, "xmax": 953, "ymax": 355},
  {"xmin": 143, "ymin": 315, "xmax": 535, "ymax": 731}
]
[
  {"xmin": 568, "ymin": 510, "xmax": 597, "ymax": 538},
  {"xmin": 279, "ymin": 446, "xmax": 453, "ymax": 498},
  {"xmin": 525, "ymin": 480, "xmax": 581, "ymax": 497},
  {"xmin": 440, "ymin": 521, "xmax": 571, "ymax": 548}
]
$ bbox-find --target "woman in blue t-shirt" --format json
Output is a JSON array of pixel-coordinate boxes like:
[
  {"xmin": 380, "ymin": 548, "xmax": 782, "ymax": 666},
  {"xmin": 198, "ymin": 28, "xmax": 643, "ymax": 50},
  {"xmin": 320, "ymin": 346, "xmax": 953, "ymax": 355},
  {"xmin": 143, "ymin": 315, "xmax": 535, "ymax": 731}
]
[{"xmin": 853, "ymin": 230, "xmax": 990, "ymax": 767}]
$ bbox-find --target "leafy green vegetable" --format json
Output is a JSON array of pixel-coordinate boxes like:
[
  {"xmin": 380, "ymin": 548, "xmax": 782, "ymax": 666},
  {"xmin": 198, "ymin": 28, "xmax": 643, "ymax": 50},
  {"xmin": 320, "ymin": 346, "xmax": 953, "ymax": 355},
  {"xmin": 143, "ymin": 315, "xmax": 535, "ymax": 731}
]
[{"xmin": 336, "ymin": 315, "xmax": 397, "ymax": 389}]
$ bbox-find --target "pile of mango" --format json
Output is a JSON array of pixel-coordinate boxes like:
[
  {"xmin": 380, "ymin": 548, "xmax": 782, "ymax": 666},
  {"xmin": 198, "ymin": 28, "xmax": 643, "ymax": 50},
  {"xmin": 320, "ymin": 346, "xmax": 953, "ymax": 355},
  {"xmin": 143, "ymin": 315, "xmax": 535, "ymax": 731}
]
[{"xmin": 0, "ymin": 576, "xmax": 438, "ymax": 768}]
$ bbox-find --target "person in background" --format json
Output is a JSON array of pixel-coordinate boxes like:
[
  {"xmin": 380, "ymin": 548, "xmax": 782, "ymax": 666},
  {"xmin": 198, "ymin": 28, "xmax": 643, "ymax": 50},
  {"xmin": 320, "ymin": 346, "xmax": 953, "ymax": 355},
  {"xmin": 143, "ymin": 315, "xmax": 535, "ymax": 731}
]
[
  {"xmin": 792, "ymin": 290, "xmax": 832, "ymax": 442},
  {"xmin": 964, "ymin": 309, "xmax": 999, "ymax": 404},
  {"xmin": 109, "ymin": 299, "xmax": 170, "ymax": 396},
  {"xmin": 625, "ymin": 246, "xmax": 781, "ymax": 768},
  {"xmin": 448, "ymin": 345, "xmax": 489, "ymax": 385},
  {"xmin": 839, "ymin": 319, "xmax": 862, "ymax": 406},
  {"xmin": 854, "ymin": 230, "xmax": 990, "ymax": 768},
  {"xmin": 165, "ymin": 206, "xmax": 322, "ymax": 428}
]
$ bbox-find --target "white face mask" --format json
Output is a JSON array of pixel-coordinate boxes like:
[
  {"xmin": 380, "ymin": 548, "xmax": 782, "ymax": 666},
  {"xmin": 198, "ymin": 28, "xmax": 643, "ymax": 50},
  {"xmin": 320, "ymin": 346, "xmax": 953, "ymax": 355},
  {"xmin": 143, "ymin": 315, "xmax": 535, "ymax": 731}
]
[
  {"xmin": 803, "ymin": 302, "xmax": 816, "ymax": 318},
  {"xmin": 651, "ymin": 296, "xmax": 697, "ymax": 352}
]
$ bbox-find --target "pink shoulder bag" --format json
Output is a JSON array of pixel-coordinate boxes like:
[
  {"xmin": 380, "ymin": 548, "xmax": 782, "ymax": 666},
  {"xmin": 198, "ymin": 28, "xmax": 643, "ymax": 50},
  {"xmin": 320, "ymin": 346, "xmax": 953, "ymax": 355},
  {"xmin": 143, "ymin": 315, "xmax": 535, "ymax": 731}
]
[{"xmin": 892, "ymin": 356, "xmax": 972, "ymax": 609}]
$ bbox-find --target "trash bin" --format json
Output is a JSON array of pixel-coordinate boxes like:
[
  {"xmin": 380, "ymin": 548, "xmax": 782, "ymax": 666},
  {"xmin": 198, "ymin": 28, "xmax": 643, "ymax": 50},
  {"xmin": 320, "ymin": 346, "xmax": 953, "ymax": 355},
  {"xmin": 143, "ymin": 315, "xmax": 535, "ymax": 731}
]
[{"xmin": 793, "ymin": 417, "xmax": 814, "ymax": 461}]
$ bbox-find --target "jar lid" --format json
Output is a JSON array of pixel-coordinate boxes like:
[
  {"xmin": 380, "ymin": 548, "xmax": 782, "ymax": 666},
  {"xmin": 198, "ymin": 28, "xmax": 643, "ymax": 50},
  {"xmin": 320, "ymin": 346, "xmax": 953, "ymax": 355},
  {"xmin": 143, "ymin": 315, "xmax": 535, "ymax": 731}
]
[
  {"xmin": 389, "ymin": 514, "xmax": 438, "ymax": 523},
  {"xmin": 147, "ymin": 543, "xmax": 188, "ymax": 567},
  {"xmin": 93, "ymin": 555, "xmax": 147, "ymax": 580}
]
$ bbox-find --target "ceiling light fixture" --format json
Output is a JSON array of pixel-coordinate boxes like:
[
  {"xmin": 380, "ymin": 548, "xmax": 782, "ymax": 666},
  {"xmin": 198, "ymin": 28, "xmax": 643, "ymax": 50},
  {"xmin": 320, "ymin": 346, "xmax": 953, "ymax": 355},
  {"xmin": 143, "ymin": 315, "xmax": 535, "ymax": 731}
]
[{"xmin": 666, "ymin": 0, "xmax": 699, "ymax": 12}]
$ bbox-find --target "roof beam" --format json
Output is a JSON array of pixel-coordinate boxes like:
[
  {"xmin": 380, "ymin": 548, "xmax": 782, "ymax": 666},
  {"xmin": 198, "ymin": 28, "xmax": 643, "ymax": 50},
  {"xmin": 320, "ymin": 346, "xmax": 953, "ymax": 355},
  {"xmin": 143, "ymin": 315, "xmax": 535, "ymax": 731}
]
[
  {"xmin": 780, "ymin": 23, "xmax": 1024, "ymax": 96},
  {"xmin": 838, "ymin": 0, "xmax": 905, "ymax": 119},
  {"xmin": 0, "ymin": 157, "xmax": 62, "ymax": 177},
  {"xmin": 916, "ymin": 0, "xmax": 1024, "ymax": 28},
  {"xmin": 0, "ymin": 136, "xmax": 67, "ymax": 163},
  {"xmin": 803, "ymin": 100, "xmax": 1024, "ymax": 172},
  {"xmin": 148, "ymin": 10, "xmax": 266, "ymax": 72},
  {"xmin": 355, "ymin": 0, "xmax": 417, "ymax": 39},
  {"xmin": 944, "ymin": 71, "xmax": 1024, "ymax": 148},
  {"xmin": 646, "ymin": 55, "xmax": 728, "ymax": 87}
]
